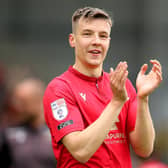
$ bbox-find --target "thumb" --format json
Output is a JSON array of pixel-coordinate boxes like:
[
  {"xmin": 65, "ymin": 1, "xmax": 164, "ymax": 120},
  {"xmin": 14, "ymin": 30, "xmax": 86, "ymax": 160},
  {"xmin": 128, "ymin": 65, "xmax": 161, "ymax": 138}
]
[
  {"xmin": 139, "ymin": 64, "xmax": 148, "ymax": 75},
  {"xmin": 109, "ymin": 67, "xmax": 114, "ymax": 75}
]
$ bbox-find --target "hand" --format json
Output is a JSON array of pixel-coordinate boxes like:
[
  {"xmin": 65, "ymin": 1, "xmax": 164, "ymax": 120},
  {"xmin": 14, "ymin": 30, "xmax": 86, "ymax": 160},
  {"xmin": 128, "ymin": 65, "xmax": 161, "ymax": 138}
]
[
  {"xmin": 109, "ymin": 61, "xmax": 129, "ymax": 102},
  {"xmin": 136, "ymin": 59, "xmax": 163, "ymax": 99}
]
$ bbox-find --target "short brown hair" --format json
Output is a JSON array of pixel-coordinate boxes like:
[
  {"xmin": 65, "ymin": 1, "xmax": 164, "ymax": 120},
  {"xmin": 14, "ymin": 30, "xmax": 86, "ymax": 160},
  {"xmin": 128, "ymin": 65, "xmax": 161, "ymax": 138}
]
[{"xmin": 72, "ymin": 7, "xmax": 112, "ymax": 32}]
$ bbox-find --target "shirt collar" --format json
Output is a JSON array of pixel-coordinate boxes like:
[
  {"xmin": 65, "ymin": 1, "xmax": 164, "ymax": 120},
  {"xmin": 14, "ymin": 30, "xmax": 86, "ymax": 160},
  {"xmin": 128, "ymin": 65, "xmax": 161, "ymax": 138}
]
[{"xmin": 68, "ymin": 66, "xmax": 104, "ymax": 82}]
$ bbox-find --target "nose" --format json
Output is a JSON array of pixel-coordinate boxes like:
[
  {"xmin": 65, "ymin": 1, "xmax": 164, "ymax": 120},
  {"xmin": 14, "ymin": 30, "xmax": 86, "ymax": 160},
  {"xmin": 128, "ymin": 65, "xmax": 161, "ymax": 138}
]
[{"xmin": 91, "ymin": 34, "xmax": 101, "ymax": 45}]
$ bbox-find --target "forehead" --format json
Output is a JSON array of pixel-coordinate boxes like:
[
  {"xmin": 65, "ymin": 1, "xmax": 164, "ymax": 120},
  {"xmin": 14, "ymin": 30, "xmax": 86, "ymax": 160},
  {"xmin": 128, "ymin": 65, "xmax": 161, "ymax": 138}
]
[{"xmin": 76, "ymin": 18, "xmax": 111, "ymax": 33}]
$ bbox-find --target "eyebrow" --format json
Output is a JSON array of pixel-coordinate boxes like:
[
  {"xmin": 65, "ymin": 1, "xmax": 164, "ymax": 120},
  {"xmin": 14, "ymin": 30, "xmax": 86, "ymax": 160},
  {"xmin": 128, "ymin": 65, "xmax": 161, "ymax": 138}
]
[{"xmin": 82, "ymin": 29, "xmax": 109, "ymax": 34}]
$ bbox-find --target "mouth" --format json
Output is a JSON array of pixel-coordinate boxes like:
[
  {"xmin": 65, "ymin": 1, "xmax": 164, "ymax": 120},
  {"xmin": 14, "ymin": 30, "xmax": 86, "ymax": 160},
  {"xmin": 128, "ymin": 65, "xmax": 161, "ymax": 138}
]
[{"xmin": 88, "ymin": 49, "xmax": 101, "ymax": 56}]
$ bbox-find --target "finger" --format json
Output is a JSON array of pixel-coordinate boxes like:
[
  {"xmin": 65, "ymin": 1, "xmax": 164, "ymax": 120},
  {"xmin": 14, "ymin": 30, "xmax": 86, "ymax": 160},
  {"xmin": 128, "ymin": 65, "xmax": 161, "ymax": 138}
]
[
  {"xmin": 115, "ymin": 61, "xmax": 127, "ymax": 71},
  {"xmin": 115, "ymin": 62, "xmax": 128, "ymax": 80},
  {"xmin": 139, "ymin": 64, "xmax": 148, "ymax": 75},
  {"xmin": 109, "ymin": 68, "xmax": 114, "ymax": 81},
  {"xmin": 115, "ymin": 68, "xmax": 128, "ymax": 90},
  {"xmin": 155, "ymin": 70, "xmax": 163, "ymax": 82},
  {"xmin": 150, "ymin": 59, "xmax": 161, "ymax": 67},
  {"xmin": 114, "ymin": 62, "xmax": 124, "ymax": 74},
  {"xmin": 110, "ymin": 62, "xmax": 122, "ymax": 81},
  {"xmin": 150, "ymin": 60, "xmax": 162, "ymax": 73},
  {"xmin": 120, "ymin": 70, "xmax": 128, "ymax": 88},
  {"xmin": 110, "ymin": 62, "xmax": 128, "ymax": 86},
  {"xmin": 119, "ymin": 67, "xmax": 128, "ymax": 85},
  {"xmin": 151, "ymin": 64, "xmax": 162, "ymax": 74},
  {"xmin": 110, "ymin": 67, "xmax": 114, "ymax": 74}
]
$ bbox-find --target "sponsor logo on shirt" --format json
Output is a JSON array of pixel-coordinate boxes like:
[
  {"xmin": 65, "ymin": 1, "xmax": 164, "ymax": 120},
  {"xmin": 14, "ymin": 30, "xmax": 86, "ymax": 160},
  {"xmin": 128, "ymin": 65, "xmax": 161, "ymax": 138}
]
[
  {"xmin": 104, "ymin": 118, "xmax": 127, "ymax": 145},
  {"xmin": 110, "ymin": 117, "xmax": 119, "ymax": 131},
  {"xmin": 105, "ymin": 132, "xmax": 127, "ymax": 145},
  {"xmin": 51, "ymin": 98, "xmax": 68, "ymax": 121},
  {"xmin": 57, "ymin": 120, "xmax": 74, "ymax": 130}
]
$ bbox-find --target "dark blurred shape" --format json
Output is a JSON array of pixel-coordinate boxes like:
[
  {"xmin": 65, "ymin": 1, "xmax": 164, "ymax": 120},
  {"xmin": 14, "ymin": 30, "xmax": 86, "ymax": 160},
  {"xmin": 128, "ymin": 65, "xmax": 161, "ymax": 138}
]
[
  {"xmin": 0, "ymin": 77, "xmax": 56, "ymax": 168},
  {"xmin": 0, "ymin": 65, "xmax": 36, "ymax": 127},
  {"xmin": 0, "ymin": 63, "xmax": 11, "ymax": 168},
  {"xmin": 0, "ymin": 63, "xmax": 6, "ymax": 115}
]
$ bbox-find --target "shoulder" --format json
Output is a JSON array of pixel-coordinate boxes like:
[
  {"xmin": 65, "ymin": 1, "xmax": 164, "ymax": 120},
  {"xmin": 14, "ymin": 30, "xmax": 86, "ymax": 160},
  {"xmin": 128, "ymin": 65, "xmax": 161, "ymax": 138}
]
[
  {"xmin": 44, "ymin": 71, "xmax": 71, "ymax": 95},
  {"xmin": 3, "ymin": 126, "xmax": 27, "ymax": 141},
  {"xmin": 43, "ymin": 70, "xmax": 76, "ymax": 104}
]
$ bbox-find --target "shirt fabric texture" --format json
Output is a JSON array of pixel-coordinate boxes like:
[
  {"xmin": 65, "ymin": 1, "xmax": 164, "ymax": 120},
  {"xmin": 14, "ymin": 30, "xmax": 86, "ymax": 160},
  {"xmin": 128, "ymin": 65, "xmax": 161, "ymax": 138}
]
[{"xmin": 43, "ymin": 66, "xmax": 137, "ymax": 168}]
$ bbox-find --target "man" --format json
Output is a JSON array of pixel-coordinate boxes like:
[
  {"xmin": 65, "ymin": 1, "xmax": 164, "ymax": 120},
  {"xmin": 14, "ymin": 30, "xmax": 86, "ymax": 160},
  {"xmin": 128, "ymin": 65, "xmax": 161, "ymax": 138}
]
[
  {"xmin": 43, "ymin": 7, "xmax": 162, "ymax": 168},
  {"xmin": 0, "ymin": 78, "xmax": 56, "ymax": 168}
]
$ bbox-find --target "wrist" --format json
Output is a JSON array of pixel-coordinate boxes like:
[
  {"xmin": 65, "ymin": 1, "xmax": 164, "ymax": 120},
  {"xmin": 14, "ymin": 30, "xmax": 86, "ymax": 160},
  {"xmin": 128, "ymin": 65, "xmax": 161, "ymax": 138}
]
[
  {"xmin": 137, "ymin": 95, "xmax": 149, "ymax": 103},
  {"xmin": 111, "ymin": 97, "xmax": 129, "ymax": 106}
]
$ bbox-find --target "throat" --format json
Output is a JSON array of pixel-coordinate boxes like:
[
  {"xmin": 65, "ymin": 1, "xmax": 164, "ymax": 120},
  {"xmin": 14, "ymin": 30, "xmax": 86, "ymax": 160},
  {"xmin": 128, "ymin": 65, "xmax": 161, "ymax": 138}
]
[{"xmin": 73, "ymin": 63, "xmax": 103, "ymax": 78}]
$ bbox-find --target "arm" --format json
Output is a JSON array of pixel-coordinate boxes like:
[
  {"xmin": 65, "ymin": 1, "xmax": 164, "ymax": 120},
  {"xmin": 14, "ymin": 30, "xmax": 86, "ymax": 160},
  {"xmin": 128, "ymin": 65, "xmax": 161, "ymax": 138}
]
[
  {"xmin": 62, "ymin": 62, "xmax": 129, "ymax": 163},
  {"xmin": 129, "ymin": 59, "xmax": 162, "ymax": 157}
]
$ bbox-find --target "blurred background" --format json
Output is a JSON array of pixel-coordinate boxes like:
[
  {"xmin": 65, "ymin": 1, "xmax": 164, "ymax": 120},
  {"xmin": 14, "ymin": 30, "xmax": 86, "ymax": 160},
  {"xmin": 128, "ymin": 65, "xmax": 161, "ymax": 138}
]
[{"xmin": 0, "ymin": 0, "xmax": 167, "ymax": 167}]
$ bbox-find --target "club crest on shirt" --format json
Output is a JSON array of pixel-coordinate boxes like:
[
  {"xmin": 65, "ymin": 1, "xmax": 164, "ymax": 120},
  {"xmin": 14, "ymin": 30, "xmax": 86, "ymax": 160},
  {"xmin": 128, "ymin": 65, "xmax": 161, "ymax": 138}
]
[{"xmin": 51, "ymin": 98, "xmax": 68, "ymax": 121}]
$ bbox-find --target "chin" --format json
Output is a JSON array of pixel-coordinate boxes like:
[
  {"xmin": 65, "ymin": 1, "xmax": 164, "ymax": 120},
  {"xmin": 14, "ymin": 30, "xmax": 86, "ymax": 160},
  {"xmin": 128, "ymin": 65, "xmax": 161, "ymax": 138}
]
[{"xmin": 87, "ymin": 62, "xmax": 102, "ymax": 68}]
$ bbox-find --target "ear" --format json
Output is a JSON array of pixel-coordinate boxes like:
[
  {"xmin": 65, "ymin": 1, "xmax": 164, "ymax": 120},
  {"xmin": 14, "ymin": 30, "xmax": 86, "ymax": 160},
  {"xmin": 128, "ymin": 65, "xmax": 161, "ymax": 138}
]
[{"xmin": 69, "ymin": 33, "xmax": 75, "ymax": 48}]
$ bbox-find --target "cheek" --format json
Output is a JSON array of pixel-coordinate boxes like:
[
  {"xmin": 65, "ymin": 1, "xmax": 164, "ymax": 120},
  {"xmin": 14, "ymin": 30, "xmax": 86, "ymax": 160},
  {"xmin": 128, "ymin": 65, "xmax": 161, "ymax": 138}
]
[
  {"xmin": 77, "ymin": 38, "xmax": 90, "ymax": 47},
  {"xmin": 104, "ymin": 42, "xmax": 110, "ymax": 52},
  {"xmin": 76, "ymin": 41, "xmax": 87, "ymax": 54}
]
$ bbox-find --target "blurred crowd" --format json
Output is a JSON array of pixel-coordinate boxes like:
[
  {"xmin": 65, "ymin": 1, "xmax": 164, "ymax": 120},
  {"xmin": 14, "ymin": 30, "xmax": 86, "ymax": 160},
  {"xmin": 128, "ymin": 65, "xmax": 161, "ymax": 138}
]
[
  {"xmin": 0, "ymin": 62, "xmax": 167, "ymax": 168},
  {"xmin": 0, "ymin": 63, "xmax": 56, "ymax": 168}
]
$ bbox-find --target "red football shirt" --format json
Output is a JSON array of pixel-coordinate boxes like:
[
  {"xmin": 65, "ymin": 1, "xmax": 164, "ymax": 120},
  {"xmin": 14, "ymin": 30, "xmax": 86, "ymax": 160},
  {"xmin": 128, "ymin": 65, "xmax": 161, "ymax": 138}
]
[{"xmin": 43, "ymin": 66, "xmax": 137, "ymax": 168}]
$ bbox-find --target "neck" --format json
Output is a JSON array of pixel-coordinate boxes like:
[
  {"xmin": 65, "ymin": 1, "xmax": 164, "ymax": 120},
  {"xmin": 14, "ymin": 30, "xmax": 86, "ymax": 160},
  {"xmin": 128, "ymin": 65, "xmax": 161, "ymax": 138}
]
[{"xmin": 73, "ymin": 63, "xmax": 103, "ymax": 78}]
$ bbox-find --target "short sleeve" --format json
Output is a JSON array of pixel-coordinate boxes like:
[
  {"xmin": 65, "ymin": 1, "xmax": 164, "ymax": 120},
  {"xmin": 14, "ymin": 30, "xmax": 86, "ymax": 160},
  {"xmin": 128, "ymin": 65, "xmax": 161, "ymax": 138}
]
[
  {"xmin": 43, "ymin": 79, "xmax": 84, "ymax": 143},
  {"xmin": 126, "ymin": 79, "xmax": 137, "ymax": 133}
]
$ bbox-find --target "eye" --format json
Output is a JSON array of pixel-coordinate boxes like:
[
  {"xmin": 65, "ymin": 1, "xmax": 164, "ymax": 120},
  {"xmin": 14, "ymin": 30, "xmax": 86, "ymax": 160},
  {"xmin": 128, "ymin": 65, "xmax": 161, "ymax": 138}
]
[
  {"xmin": 99, "ymin": 34, "xmax": 109, "ymax": 39},
  {"xmin": 83, "ymin": 32, "xmax": 92, "ymax": 36}
]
